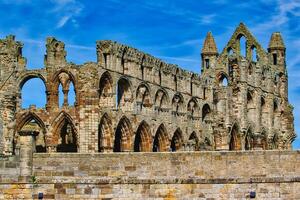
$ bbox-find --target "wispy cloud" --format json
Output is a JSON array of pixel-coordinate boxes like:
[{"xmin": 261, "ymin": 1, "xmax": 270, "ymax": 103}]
[{"xmin": 50, "ymin": 0, "xmax": 83, "ymax": 29}]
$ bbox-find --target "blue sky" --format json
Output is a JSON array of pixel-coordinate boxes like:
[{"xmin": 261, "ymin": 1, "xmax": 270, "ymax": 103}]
[{"xmin": 1, "ymin": 0, "xmax": 300, "ymax": 149}]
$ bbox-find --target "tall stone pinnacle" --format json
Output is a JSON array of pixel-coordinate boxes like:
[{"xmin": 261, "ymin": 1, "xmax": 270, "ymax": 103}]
[
  {"xmin": 201, "ymin": 32, "xmax": 218, "ymax": 55},
  {"xmin": 268, "ymin": 32, "xmax": 285, "ymax": 50}
]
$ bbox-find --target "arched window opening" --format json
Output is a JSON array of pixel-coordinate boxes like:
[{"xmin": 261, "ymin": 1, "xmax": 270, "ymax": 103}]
[
  {"xmin": 261, "ymin": 97, "xmax": 265, "ymax": 108},
  {"xmin": 99, "ymin": 72, "xmax": 113, "ymax": 107},
  {"xmin": 56, "ymin": 120, "xmax": 77, "ymax": 152},
  {"xmin": 134, "ymin": 121, "xmax": 152, "ymax": 152},
  {"xmin": 57, "ymin": 72, "xmax": 76, "ymax": 108},
  {"xmin": 21, "ymin": 78, "xmax": 47, "ymax": 109},
  {"xmin": 205, "ymin": 59, "xmax": 210, "ymax": 69},
  {"xmin": 153, "ymin": 124, "xmax": 169, "ymax": 152},
  {"xmin": 187, "ymin": 99, "xmax": 198, "ymax": 118},
  {"xmin": 274, "ymin": 101, "xmax": 279, "ymax": 112},
  {"xmin": 171, "ymin": 128, "xmax": 183, "ymax": 152},
  {"xmin": 68, "ymin": 82, "xmax": 75, "ymax": 106},
  {"xmin": 117, "ymin": 78, "xmax": 132, "ymax": 110},
  {"xmin": 228, "ymin": 47, "xmax": 234, "ymax": 56},
  {"xmin": 114, "ymin": 117, "xmax": 133, "ymax": 152},
  {"xmin": 188, "ymin": 132, "xmax": 199, "ymax": 151},
  {"xmin": 172, "ymin": 93, "xmax": 184, "ymax": 114},
  {"xmin": 98, "ymin": 114, "xmax": 113, "ymax": 152},
  {"xmin": 273, "ymin": 53, "xmax": 277, "ymax": 65},
  {"xmin": 218, "ymin": 73, "xmax": 228, "ymax": 87},
  {"xmin": 239, "ymin": 35, "xmax": 247, "ymax": 57},
  {"xmin": 202, "ymin": 104, "xmax": 211, "ymax": 122},
  {"xmin": 251, "ymin": 46, "xmax": 258, "ymax": 62},
  {"xmin": 229, "ymin": 124, "xmax": 241, "ymax": 150},
  {"xmin": 154, "ymin": 89, "xmax": 168, "ymax": 113},
  {"xmin": 136, "ymin": 84, "xmax": 151, "ymax": 112}
]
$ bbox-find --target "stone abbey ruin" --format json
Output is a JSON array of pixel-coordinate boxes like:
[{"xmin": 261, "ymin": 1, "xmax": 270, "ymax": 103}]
[{"xmin": 0, "ymin": 23, "xmax": 299, "ymax": 199}]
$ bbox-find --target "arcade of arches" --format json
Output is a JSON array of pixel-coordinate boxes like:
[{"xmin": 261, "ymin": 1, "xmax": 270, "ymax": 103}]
[{"xmin": 0, "ymin": 23, "xmax": 295, "ymax": 156}]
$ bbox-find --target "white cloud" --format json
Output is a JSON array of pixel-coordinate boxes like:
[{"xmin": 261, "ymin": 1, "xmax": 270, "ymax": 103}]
[
  {"xmin": 57, "ymin": 15, "xmax": 71, "ymax": 28},
  {"xmin": 200, "ymin": 14, "xmax": 216, "ymax": 24},
  {"xmin": 49, "ymin": 0, "xmax": 83, "ymax": 29}
]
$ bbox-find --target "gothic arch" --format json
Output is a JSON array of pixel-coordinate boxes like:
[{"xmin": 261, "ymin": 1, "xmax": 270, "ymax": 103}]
[
  {"xmin": 15, "ymin": 112, "xmax": 46, "ymax": 153},
  {"xmin": 244, "ymin": 125, "xmax": 254, "ymax": 150},
  {"xmin": 19, "ymin": 74, "xmax": 47, "ymax": 108},
  {"xmin": 98, "ymin": 113, "xmax": 113, "ymax": 152},
  {"xmin": 216, "ymin": 71, "xmax": 229, "ymax": 87},
  {"xmin": 114, "ymin": 116, "xmax": 133, "ymax": 152},
  {"xmin": 172, "ymin": 93, "xmax": 184, "ymax": 114},
  {"xmin": 116, "ymin": 76, "xmax": 132, "ymax": 109},
  {"xmin": 229, "ymin": 123, "xmax": 241, "ymax": 150},
  {"xmin": 187, "ymin": 97, "xmax": 199, "ymax": 118},
  {"xmin": 51, "ymin": 111, "xmax": 78, "ymax": 152},
  {"xmin": 52, "ymin": 70, "xmax": 77, "ymax": 107},
  {"xmin": 171, "ymin": 128, "xmax": 183, "ymax": 151},
  {"xmin": 16, "ymin": 112, "xmax": 46, "ymax": 133},
  {"xmin": 153, "ymin": 124, "xmax": 169, "ymax": 152},
  {"xmin": 18, "ymin": 72, "xmax": 47, "ymax": 90},
  {"xmin": 99, "ymin": 71, "xmax": 114, "ymax": 107},
  {"xmin": 202, "ymin": 103, "xmax": 211, "ymax": 122},
  {"xmin": 154, "ymin": 88, "xmax": 169, "ymax": 112},
  {"xmin": 188, "ymin": 131, "xmax": 199, "ymax": 151},
  {"xmin": 134, "ymin": 120, "xmax": 152, "ymax": 152},
  {"xmin": 237, "ymin": 34, "xmax": 247, "ymax": 57},
  {"xmin": 136, "ymin": 82, "xmax": 152, "ymax": 109},
  {"xmin": 52, "ymin": 69, "xmax": 77, "ymax": 89}
]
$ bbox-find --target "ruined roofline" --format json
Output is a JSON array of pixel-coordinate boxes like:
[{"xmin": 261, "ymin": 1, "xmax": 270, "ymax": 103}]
[
  {"xmin": 96, "ymin": 40, "xmax": 201, "ymax": 80},
  {"xmin": 219, "ymin": 22, "xmax": 269, "ymax": 57}
]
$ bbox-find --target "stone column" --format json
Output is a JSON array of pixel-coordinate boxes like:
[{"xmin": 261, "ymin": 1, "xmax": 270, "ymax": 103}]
[
  {"xmin": 62, "ymin": 89, "xmax": 69, "ymax": 107},
  {"xmin": 19, "ymin": 130, "xmax": 38, "ymax": 181}
]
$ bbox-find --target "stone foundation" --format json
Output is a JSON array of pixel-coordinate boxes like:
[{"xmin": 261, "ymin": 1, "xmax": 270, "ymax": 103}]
[{"xmin": 0, "ymin": 151, "xmax": 299, "ymax": 199}]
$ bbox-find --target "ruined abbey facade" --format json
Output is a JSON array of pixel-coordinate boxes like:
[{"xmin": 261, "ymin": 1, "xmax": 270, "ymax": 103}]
[{"xmin": 0, "ymin": 23, "xmax": 296, "ymax": 156}]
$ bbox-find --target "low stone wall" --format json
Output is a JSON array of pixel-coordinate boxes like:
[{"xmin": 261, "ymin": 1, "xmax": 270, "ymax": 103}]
[{"xmin": 0, "ymin": 151, "xmax": 300, "ymax": 199}]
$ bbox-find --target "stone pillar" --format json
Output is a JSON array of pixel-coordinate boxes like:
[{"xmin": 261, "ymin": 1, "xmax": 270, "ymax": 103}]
[
  {"xmin": 19, "ymin": 130, "xmax": 37, "ymax": 181},
  {"xmin": 63, "ymin": 89, "xmax": 69, "ymax": 106}
]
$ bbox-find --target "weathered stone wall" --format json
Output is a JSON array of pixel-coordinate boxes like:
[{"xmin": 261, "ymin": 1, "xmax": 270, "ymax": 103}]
[
  {"xmin": 0, "ymin": 155, "xmax": 19, "ymax": 182},
  {"xmin": 0, "ymin": 23, "xmax": 296, "ymax": 156},
  {"xmin": 0, "ymin": 151, "xmax": 299, "ymax": 199}
]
